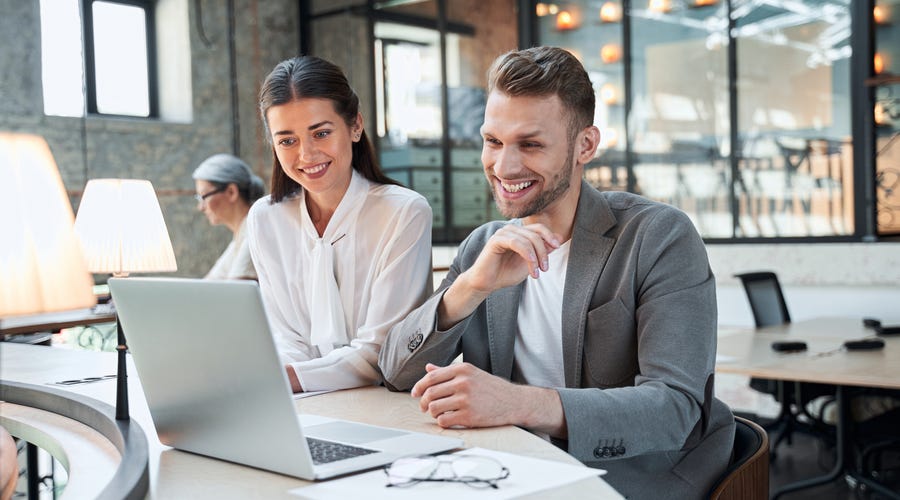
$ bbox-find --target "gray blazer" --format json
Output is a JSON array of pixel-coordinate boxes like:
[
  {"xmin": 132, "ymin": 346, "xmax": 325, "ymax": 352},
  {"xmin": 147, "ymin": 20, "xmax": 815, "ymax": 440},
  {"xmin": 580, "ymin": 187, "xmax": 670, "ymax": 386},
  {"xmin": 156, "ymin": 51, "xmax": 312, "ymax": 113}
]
[{"xmin": 379, "ymin": 182, "xmax": 735, "ymax": 499}]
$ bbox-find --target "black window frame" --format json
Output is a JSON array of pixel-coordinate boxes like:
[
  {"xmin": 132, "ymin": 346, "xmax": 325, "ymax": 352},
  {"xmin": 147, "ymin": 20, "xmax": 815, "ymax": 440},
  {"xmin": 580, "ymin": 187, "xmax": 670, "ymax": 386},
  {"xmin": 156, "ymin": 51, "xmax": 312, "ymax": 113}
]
[
  {"xmin": 81, "ymin": 0, "xmax": 159, "ymax": 118},
  {"xmin": 519, "ymin": 0, "xmax": 895, "ymax": 244}
]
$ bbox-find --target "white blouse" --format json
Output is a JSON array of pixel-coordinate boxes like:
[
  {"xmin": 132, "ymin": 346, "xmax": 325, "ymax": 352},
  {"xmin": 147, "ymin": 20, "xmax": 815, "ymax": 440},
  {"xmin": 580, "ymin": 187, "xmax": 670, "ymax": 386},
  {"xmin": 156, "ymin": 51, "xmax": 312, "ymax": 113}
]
[
  {"xmin": 205, "ymin": 219, "xmax": 257, "ymax": 280},
  {"xmin": 246, "ymin": 170, "xmax": 433, "ymax": 391}
]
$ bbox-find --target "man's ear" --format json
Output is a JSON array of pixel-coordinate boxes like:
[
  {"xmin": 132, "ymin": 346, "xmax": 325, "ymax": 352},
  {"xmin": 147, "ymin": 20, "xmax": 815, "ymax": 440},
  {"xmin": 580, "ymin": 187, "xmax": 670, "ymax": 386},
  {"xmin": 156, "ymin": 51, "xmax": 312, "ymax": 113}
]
[{"xmin": 576, "ymin": 126, "xmax": 601, "ymax": 165}]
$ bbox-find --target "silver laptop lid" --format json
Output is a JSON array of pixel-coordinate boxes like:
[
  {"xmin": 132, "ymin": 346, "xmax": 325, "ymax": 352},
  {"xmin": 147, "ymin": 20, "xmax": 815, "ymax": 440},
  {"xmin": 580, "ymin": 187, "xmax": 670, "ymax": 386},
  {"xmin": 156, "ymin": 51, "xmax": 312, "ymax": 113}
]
[{"xmin": 109, "ymin": 277, "xmax": 314, "ymax": 479}]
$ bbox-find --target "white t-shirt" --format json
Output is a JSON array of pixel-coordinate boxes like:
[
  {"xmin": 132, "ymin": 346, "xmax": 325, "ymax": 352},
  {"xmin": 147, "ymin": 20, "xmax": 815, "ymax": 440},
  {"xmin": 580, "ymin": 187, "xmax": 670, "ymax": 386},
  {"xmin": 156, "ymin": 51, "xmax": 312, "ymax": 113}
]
[
  {"xmin": 512, "ymin": 239, "xmax": 570, "ymax": 389},
  {"xmin": 205, "ymin": 218, "xmax": 257, "ymax": 280},
  {"xmin": 246, "ymin": 170, "xmax": 433, "ymax": 391}
]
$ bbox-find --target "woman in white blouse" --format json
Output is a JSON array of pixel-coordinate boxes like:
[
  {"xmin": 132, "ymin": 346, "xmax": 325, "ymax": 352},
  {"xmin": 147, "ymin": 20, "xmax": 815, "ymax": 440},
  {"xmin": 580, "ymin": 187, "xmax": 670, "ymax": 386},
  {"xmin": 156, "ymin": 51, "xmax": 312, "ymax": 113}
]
[
  {"xmin": 193, "ymin": 153, "xmax": 266, "ymax": 280},
  {"xmin": 247, "ymin": 56, "xmax": 433, "ymax": 393}
]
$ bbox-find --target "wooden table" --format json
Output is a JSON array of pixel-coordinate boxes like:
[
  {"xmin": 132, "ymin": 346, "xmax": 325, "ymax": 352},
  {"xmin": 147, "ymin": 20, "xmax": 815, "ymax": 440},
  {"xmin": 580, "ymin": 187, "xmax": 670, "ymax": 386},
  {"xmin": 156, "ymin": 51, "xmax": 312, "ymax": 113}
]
[
  {"xmin": 0, "ymin": 308, "xmax": 116, "ymax": 337},
  {"xmin": 716, "ymin": 317, "xmax": 900, "ymax": 499},
  {"xmin": 0, "ymin": 343, "xmax": 619, "ymax": 499}
]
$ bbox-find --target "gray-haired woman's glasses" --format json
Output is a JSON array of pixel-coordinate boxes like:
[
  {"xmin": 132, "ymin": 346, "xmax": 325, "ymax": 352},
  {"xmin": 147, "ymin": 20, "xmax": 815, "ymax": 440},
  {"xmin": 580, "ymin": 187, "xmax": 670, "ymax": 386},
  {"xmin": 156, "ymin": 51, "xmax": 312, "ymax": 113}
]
[
  {"xmin": 384, "ymin": 454, "xmax": 510, "ymax": 489},
  {"xmin": 194, "ymin": 186, "xmax": 227, "ymax": 203}
]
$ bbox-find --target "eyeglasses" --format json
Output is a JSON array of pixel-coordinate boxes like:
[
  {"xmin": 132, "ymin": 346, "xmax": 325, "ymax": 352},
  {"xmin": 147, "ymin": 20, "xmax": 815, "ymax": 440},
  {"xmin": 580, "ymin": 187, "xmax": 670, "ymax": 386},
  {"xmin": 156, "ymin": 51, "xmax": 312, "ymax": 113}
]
[
  {"xmin": 383, "ymin": 454, "xmax": 510, "ymax": 489},
  {"xmin": 52, "ymin": 374, "xmax": 116, "ymax": 386},
  {"xmin": 194, "ymin": 186, "xmax": 227, "ymax": 203}
]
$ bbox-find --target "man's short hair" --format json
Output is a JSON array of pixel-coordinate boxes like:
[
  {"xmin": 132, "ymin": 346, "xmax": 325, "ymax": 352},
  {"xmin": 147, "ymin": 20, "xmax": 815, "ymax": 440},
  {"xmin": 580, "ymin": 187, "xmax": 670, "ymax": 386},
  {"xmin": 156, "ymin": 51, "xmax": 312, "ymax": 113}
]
[{"xmin": 486, "ymin": 46, "xmax": 595, "ymax": 138}]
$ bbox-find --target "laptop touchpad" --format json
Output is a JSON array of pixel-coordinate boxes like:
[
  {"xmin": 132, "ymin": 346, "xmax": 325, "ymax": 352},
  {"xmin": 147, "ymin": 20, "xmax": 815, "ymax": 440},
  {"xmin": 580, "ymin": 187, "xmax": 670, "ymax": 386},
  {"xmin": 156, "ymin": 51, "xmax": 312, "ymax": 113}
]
[{"xmin": 304, "ymin": 421, "xmax": 407, "ymax": 444}]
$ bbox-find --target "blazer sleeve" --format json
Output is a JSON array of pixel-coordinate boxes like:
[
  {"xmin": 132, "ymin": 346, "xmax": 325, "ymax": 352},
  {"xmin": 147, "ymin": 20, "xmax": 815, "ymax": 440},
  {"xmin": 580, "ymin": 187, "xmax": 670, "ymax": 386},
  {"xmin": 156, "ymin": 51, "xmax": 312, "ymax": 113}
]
[
  {"xmin": 293, "ymin": 196, "xmax": 434, "ymax": 391},
  {"xmin": 558, "ymin": 207, "xmax": 719, "ymax": 462},
  {"xmin": 378, "ymin": 225, "xmax": 495, "ymax": 391}
]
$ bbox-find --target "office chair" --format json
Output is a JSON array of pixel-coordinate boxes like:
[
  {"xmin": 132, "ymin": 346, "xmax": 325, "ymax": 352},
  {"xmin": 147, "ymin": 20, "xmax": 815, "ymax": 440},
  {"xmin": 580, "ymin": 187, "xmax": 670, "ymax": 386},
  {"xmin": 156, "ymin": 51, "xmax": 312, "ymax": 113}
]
[
  {"xmin": 733, "ymin": 272, "xmax": 834, "ymax": 457},
  {"xmin": 708, "ymin": 416, "xmax": 769, "ymax": 500}
]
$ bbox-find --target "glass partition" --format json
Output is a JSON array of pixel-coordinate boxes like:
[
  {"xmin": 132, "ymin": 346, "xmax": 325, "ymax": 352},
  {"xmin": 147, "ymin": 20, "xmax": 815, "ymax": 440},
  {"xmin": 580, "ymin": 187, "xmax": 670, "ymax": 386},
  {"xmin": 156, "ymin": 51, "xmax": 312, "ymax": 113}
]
[
  {"xmin": 533, "ymin": 0, "xmax": 859, "ymax": 239},
  {"xmin": 375, "ymin": 22, "xmax": 496, "ymax": 237},
  {"xmin": 733, "ymin": 0, "xmax": 854, "ymax": 237},
  {"xmin": 375, "ymin": 22, "xmax": 447, "ymax": 230},
  {"xmin": 537, "ymin": 1, "xmax": 629, "ymax": 194},
  {"xmin": 630, "ymin": 1, "xmax": 731, "ymax": 237},
  {"xmin": 874, "ymin": 0, "xmax": 900, "ymax": 235}
]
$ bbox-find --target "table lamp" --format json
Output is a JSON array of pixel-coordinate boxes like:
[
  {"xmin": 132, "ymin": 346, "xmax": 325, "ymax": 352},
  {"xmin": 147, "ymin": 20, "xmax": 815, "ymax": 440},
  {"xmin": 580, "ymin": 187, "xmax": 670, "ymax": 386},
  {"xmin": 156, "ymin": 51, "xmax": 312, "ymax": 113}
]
[
  {"xmin": 0, "ymin": 133, "xmax": 96, "ymax": 318},
  {"xmin": 74, "ymin": 178, "xmax": 177, "ymax": 420}
]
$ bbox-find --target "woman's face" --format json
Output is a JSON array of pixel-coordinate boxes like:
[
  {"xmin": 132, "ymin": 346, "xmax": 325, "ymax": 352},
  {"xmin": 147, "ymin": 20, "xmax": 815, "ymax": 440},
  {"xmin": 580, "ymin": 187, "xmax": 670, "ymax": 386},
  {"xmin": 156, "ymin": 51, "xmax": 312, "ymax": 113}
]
[
  {"xmin": 266, "ymin": 97, "xmax": 362, "ymax": 203},
  {"xmin": 195, "ymin": 179, "xmax": 228, "ymax": 225}
]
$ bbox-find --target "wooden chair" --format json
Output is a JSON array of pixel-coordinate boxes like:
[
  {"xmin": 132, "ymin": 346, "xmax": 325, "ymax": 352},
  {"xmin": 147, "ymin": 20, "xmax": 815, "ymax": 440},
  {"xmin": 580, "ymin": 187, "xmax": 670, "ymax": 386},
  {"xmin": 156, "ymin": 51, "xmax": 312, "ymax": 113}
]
[{"xmin": 708, "ymin": 416, "xmax": 769, "ymax": 500}]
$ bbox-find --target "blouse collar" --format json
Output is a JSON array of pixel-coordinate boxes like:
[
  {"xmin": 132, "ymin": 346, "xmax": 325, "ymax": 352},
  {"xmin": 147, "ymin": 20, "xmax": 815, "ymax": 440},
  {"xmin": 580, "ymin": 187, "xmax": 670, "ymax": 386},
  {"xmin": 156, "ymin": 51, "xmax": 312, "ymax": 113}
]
[{"xmin": 299, "ymin": 168, "xmax": 369, "ymax": 243}]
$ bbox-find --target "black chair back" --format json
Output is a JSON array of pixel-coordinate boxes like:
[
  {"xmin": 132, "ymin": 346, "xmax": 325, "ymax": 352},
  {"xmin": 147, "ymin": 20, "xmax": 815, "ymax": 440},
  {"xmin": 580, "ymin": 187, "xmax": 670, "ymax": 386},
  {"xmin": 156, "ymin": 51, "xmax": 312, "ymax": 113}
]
[{"xmin": 734, "ymin": 271, "xmax": 791, "ymax": 327}]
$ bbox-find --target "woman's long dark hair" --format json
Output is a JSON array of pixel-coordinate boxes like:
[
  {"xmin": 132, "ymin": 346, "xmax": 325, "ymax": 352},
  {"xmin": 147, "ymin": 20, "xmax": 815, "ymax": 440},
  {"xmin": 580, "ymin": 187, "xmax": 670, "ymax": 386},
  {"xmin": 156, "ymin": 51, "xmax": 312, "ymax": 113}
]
[{"xmin": 259, "ymin": 56, "xmax": 399, "ymax": 203}]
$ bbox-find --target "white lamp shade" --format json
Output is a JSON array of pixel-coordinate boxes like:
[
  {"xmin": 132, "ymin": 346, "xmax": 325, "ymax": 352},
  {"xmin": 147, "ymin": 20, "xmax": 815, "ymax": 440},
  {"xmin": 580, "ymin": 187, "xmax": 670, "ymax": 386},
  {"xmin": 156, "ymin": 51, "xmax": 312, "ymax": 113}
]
[
  {"xmin": 0, "ymin": 133, "xmax": 96, "ymax": 317},
  {"xmin": 74, "ymin": 179, "xmax": 177, "ymax": 274}
]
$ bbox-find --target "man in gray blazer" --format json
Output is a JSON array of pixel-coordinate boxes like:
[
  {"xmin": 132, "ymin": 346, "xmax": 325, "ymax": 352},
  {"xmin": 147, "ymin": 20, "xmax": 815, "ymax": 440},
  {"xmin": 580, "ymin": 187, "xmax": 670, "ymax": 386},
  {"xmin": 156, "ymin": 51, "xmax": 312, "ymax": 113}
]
[{"xmin": 379, "ymin": 46, "xmax": 735, "ymax": 499}]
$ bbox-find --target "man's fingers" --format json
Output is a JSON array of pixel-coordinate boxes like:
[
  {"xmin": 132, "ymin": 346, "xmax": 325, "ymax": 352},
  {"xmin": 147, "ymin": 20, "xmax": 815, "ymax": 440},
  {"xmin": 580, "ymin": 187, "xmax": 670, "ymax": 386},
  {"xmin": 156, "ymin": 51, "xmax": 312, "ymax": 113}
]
[
  {"xmin": 423, "ymin": 391, "xmax": 464, "ymax": 418},
  {"xmin": 417, "ymin": 377, "xmax": 459, "ymax": 413},
  {"xmin": 493, "ymin": 225, "xmax": 563, "ymax": 276},
  {"xmin": 521, "ymin": 223, "xmax": 563, "ymax": 250},
  {"xmin": 411, "ymin": 364, "xmax": 453, "ymax": 397}
]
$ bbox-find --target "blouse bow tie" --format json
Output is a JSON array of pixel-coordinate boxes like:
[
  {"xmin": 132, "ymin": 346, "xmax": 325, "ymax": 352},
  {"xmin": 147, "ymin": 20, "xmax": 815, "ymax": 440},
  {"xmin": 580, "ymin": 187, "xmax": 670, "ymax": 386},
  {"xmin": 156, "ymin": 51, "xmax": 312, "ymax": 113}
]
[{"xmin": 309, "ymin": 236, "xmax": 349, "ymax": 355}]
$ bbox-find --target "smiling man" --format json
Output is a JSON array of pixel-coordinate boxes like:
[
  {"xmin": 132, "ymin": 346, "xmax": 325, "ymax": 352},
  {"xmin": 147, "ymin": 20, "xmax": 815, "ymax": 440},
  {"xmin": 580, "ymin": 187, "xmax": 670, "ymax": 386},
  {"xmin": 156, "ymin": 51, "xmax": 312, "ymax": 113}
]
[{"xmin": 378, "ymin": 46, "xmax": 735, "ymax": 499}]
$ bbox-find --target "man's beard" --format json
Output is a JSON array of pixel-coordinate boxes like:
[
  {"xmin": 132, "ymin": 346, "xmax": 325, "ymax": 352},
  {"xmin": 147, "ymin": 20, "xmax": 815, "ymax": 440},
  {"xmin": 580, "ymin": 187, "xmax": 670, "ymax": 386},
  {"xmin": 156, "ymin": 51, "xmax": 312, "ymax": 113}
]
[{"xmin": 492, "ymin": 145, "xmax": 575, "ymax": 219}]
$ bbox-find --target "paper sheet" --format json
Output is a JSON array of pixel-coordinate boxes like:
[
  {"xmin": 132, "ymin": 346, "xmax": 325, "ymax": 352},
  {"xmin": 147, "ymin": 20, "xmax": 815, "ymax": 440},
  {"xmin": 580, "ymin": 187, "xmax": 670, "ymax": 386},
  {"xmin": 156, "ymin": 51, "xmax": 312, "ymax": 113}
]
[
  {"xmin": 292, "ymin": 390, "xmax": 333, "ymax": 400},
  {"xmin": 290, "ymin": 447, "xmax": 622, "ymax": 499},
  {"xmin": 715, "ymin": 354, "xmax": 737, "ymax": 363}
]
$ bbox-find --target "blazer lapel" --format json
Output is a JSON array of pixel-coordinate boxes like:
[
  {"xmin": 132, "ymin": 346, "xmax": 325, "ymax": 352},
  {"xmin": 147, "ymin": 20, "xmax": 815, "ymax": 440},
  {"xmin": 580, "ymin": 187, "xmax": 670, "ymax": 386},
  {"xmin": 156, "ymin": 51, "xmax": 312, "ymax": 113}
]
[
  {"xmin": 561, "ymin": 181, "xmax": 617, "ymax": 387},
  {"xmin": 486, "ymin": 282, "xmax": 523, "ymax": 379}
]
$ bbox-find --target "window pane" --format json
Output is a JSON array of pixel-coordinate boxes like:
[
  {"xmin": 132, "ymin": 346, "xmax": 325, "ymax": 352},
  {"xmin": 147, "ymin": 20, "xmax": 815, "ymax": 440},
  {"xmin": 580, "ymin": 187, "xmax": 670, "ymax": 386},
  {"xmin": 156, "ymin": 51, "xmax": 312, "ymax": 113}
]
[
  {"xmin": 375, "ymin": 22, "xmax": 446, "ymax": 233},
  {"xmin": 875, "ymin": 84, "xmax": 900, "ymax": 235},
  {"xmin": 40, "ymin": 0, "xmax": 85, "ymax": 117},
  {"xmin": 631, "ymin": 1, "xmax": 732, "ymax": 237},
  {"xmin": 92, "ymin": 1, "xmax": 150, "ymax": 116},
  {"xmin": 536, "ymin": 1, "xmax": 630, "ymax": 194},
  {"xmin": 874, "ymin": 0, "xmax": 900, "ymax": 235},
  {"xmin": 734, "ymin": 0, "xmax": 854, "ymax": 237}
]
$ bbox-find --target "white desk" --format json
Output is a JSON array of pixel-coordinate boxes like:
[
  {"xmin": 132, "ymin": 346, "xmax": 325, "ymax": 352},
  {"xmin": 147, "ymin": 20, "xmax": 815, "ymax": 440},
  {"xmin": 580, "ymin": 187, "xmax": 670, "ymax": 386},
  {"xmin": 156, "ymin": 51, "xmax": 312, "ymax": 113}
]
[
  {"xmin": 716, "ymin": 317, "xmax": 900, "ymax": 499},
  {"xmin": 0, "ymin": 344, "xmax": 619, "ymax": 499}
]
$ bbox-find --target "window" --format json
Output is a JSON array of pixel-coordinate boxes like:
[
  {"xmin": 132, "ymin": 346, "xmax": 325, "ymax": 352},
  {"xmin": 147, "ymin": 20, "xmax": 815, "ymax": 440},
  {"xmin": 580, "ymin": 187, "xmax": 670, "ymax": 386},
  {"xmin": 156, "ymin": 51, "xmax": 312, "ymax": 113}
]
[
  {"xmin": 40, "ymin": 0, "xmax": 157, "ymax": 118},
  {"xmin": 873, "ymin": 0, "xmax": 900, "ymax": 236},
  {"xmin": 531, "ymin": 0, "xmax": 884, "ymax": 241},
  {"xmin": 304, "ymin": 0, "xmax": 517, "ymax": 243}
]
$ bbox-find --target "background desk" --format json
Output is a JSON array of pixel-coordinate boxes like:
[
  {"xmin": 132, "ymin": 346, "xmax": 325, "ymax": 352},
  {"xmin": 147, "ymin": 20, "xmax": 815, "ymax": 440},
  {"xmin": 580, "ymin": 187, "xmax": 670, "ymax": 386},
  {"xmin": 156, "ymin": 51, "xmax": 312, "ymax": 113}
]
[
  {"xmin": 717, "ymin": 317, "xmax": 898, "ymax": 388},
  {"xmin": 0, "ymin": 308, "xmax": 116, "ymax": 337},
  {"xmin": 0, "ymin": 344, "xmax": 618, "ymax": 499},
  {"xmin": 716, "ymin": 317, "xmax": 900, "ymax": 498}
]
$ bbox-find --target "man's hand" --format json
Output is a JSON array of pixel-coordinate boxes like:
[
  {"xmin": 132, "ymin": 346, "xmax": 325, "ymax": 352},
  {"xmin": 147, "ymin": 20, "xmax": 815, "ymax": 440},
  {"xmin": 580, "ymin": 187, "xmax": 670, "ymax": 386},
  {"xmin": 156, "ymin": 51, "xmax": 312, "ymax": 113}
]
[
  {"xmin": 466, "ymin": 223, "xmax": 562, "ymax": 292},
  {"xmin": 411, "ymin": 363, "xmax": 567, "ymax": 437},
  {"xmin": 438, "ymin": 224, "xmax": 562, "ymax": 329}
]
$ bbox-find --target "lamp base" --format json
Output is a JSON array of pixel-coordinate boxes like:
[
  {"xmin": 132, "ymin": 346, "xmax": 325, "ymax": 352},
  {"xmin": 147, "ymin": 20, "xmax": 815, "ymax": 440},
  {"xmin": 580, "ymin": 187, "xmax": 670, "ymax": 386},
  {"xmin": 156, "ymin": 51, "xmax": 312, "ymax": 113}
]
[{"xmin": 116, "ymin": 315, "xmax": 129, "ymax": 420}]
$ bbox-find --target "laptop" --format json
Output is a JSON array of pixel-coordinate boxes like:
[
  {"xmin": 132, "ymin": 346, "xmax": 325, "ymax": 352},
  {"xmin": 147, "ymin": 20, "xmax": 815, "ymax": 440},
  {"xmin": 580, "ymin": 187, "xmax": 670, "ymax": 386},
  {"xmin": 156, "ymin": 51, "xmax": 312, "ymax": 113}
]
[{"xmin": 108, "ymin": 277, "xmax": 462, "ymax": 480}]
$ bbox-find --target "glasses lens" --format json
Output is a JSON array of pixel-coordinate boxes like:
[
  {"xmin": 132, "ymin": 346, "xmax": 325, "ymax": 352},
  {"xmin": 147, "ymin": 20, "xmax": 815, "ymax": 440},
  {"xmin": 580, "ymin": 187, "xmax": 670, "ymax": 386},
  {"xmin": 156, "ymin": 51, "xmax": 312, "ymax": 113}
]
[
  {"xmin": 385, "ymin": 455, "xmax": 509, "ymax": 489},
  {"xmin": 451, "ymin": 456, "xmax": 507, "ymax": 483},
  {"xmin": 195, "ymin": 186, "xmax": 224, "ymax": 203},
  {"xmin": 386, "ymin": 457, "xmax": 440, "ymax": 485}
]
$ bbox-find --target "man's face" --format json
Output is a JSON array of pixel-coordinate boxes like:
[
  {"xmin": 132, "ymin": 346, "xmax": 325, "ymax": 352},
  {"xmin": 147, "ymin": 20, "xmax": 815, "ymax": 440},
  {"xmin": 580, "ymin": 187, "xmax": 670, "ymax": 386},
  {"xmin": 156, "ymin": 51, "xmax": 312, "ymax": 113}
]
[{"xmin": 480, "ymin": 92, "xmax": 580, "ymax": 219}]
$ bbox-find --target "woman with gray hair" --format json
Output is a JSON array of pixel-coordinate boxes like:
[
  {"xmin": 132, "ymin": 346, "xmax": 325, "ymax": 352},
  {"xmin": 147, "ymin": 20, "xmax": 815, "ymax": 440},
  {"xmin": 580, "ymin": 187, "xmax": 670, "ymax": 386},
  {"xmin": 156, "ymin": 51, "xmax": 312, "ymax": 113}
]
[{"xmin": 192, "ymin": 153, "xmax": 265, "ymax": 280}]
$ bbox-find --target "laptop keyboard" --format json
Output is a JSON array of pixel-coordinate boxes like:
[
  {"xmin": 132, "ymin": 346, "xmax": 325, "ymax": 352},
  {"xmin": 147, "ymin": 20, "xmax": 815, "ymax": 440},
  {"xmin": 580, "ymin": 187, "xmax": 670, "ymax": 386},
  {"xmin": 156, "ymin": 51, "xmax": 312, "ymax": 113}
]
[{"xmin": 306, "ymin": 437, "xmax": 378, "ymax": 465}]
